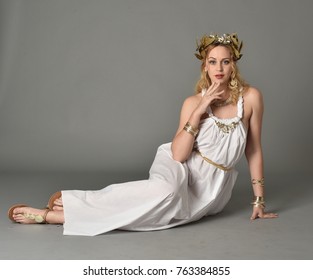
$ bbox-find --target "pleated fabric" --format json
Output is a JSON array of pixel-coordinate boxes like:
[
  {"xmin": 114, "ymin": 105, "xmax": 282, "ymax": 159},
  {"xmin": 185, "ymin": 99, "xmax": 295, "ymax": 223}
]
[{"xmin": 62, "ymin": 95, "xmax": 247, "ymax": 236}]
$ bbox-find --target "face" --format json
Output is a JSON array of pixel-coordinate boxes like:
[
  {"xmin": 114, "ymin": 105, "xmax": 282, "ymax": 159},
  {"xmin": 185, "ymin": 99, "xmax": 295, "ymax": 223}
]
[{"xmin": 205, "ymin": 45, "xmax": 232, "ymax": 85}]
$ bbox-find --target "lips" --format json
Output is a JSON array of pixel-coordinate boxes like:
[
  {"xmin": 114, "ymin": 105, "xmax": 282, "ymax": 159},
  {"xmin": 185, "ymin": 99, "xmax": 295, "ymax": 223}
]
[{"xmin": 215, "ymin": 74, "xmax": 224, "ymax": 79}]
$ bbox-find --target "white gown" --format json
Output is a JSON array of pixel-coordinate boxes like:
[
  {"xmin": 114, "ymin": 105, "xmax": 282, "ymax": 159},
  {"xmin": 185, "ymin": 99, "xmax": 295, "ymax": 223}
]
[{"xmin": 62, "ymin": 94, "xmax": 247, "ymax": 236}]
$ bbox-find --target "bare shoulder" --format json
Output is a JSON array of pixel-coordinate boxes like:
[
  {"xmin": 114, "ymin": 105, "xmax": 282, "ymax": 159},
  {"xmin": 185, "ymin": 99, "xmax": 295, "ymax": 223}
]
[
  {"xmin": 243, "ymin": 86, "xmax": 263, "ymax": 106},
  {"xmin": 181, "ymin": 93, "xmax": 201, "ymax": 112},
  {"xmin": 242, "ymin": 87, "xmax": 264, "ymax": 124},
  {"xmin": 183, "ymin": 93, "xmax": 201, "ymax": 106}
]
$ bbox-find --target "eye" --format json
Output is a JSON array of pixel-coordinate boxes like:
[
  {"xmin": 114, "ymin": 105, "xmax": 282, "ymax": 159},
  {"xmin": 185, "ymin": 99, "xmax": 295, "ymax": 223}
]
[
  {"xmin": 208, "ymin": 60, "xmax": 216, "ymax": 65},
  {"xmin": 223, "ymin": 60, "xmax": 230, "ymax": 65}
]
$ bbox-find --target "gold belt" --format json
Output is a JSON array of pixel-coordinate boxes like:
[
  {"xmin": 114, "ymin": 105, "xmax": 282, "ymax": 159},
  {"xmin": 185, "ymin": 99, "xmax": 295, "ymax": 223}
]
[{"xmin": 195, "ymin": 150, "xmax": 232, "ymax": 172}]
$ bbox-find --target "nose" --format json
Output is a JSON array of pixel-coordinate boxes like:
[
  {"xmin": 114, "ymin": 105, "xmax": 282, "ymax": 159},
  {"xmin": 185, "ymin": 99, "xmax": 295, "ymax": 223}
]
[{"xmin": 217, "ymin": 62, "xmax": 223, "ymax": 72}]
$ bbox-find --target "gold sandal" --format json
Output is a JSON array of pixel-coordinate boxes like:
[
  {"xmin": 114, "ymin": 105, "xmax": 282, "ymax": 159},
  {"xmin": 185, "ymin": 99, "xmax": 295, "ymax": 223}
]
[
  {"xmin": 8, "ymin": 204, "xmax": 50, "ymax": 224},
  {"xmin": 47, "ymin": 191, "xmax": 62, "ymax": 210}
]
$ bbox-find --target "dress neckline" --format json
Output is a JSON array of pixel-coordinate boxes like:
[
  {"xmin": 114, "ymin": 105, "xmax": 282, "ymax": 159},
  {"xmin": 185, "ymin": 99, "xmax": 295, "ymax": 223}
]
[{"xmin": 201, "ymin": 89, "xmax": 243, "ymax": 125}]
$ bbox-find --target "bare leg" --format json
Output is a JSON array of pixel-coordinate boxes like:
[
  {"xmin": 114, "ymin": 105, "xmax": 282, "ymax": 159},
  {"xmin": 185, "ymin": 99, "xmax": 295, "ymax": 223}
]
[{"xmin": 12, "ymin": 206, "xmax": 64, "ymax": 224}]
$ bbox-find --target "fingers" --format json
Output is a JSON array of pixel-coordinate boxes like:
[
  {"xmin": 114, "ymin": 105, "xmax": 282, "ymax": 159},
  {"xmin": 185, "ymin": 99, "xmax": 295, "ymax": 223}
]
[
  {"xmin": 250, "ymin": 209, "xmax": 278, "ymax": 220},
  {"xmin": 205, "ymin": 82, "xmax": 221, "ymax": 96},
  {"xmin": 250, "ymin": 211, "xmax": 258, "ymax": 220},
  {"xmin": 261, "ymin": 212, "xmax": 279, "ymax": 219},
  {"xmin": 204, "ymin": 84, "xmax": 224, "ymax": 100},
  {"xmin": 214, "ymin": 90, "xmax": 225, "ymax": 98},
  {"xmin": 208, "ymin": 82, "xmax": 220, "ymax": 91}
]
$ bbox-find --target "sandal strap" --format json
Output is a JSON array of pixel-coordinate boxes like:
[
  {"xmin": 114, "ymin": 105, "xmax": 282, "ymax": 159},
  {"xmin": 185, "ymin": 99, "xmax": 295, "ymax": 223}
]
[
  {"xmin": 23, "ymin": 209, "xmax": 51, "ymax": 224},
  {"xmin": 42, "ymin": 209, "xmax": 50, "ymax": 223}
]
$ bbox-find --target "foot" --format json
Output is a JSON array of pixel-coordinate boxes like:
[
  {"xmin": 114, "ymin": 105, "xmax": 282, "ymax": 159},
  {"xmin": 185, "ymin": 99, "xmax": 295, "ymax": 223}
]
[
  {"xmin": 47, "ymin": 191, "xmax": 63, "ymax": 210},
  {"xmin": 52, "ymin": 197, "xmax": 63, "ymax": 211},
  {"xmin": 12, "ymin": 206, "xmax": 50, "ymax": 224}
]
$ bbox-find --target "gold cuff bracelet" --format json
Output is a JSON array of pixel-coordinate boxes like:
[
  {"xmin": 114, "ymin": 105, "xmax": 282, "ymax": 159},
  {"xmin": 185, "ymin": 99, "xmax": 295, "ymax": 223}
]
[{"xmin": 183, "ymin": 122, "xmax": 199, "ymax": 137}]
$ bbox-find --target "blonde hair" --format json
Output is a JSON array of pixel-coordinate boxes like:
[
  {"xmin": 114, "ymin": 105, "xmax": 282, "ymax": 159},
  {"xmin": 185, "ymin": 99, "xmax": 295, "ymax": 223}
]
[{"xmin": 194, "ymin": 45, "xmax": 248, "ymax": 103}]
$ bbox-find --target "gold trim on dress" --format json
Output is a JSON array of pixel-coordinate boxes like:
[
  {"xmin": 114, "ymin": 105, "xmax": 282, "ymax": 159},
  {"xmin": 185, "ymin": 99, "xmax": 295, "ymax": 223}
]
[
  {"xmin": 215, "ymin": 120, "xmax": 239, "ymax": 133},
  {"xmin": 195, "ymin": 150, "xmax": 232, "ymax": 172}
]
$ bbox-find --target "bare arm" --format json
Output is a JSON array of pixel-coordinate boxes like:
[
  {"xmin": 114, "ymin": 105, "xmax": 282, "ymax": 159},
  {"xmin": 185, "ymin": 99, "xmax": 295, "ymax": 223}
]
[
  {"xmin": 171, "ymin": 96, "xmax": 202, "ymax": 162},
  {"xmin": 245, "ymin": 88, "xmax": 264, "ymax": 196},
  {"xmin": 171, "ymin": 83, "xmax": 224, "ymax": 162},
  {"xmin": 245, "ymin": 88, "xmax": 278, "ymax": 219}
]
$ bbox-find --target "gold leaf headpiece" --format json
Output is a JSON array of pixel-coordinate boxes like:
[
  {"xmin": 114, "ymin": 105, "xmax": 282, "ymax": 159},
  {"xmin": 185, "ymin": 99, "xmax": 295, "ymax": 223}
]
[{"xmin": 195, "ymin": 33, "xmax": 243, "ymax": 61}]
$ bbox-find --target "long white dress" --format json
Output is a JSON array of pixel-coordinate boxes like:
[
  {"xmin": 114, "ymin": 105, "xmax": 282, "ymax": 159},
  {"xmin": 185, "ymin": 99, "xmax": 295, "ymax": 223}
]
[{"xmin": 62, "ymin": 94, "xmax": 247, "ymax": 236}]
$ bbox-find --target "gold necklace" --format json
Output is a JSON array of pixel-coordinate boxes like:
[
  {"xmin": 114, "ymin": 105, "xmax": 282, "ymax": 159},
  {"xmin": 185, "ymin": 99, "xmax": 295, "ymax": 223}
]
[{"xmin": 212, "ymin": 96, "xmax": 232, "ymax": 107}]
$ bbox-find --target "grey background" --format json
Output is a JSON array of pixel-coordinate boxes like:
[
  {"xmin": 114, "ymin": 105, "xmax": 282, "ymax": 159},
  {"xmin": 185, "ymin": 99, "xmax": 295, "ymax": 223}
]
[
  {"xmin": 1, "ymin": 0, "xmax": 312, "ymax": 175},
  {"xmin": 1, "ymin": 0, "xmax": 313, "ymax": 261}
]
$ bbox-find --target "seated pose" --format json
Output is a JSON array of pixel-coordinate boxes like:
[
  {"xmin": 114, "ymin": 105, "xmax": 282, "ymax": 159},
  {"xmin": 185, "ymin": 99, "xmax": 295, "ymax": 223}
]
[{"xmin": 8, "ymin": 33, "xmax": 278, "ymax": 236}]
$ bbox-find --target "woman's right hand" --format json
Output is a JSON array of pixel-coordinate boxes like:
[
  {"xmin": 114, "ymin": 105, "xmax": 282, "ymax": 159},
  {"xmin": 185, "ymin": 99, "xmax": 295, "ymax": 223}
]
[{"xmin": 194, "ymin": 82, "xmax": 225, "ymax": 116}]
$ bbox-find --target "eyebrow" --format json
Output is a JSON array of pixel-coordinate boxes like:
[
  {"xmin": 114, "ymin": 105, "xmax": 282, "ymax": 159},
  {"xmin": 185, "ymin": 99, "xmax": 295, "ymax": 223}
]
[{"xmin": 208, "ymin": 57, "xmax": 231, "ymax": 60}]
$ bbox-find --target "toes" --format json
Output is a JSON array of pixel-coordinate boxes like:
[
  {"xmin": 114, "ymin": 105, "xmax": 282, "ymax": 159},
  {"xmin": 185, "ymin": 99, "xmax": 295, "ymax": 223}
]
[
  {"xmin": 54, "ymin": 198, "xmax": 63, "ymax": 206},
  {"xmin": 14, "ymin": 215, "xmax": 24, "ymax": 222},
  {"xmin": 13, "ymin": 213, "xmax": 27, "ymax": 223},
  {"xmin": 13, "ymin": 207, "xmax": 24, "ymax": 215},
  {"xmin": 53, "ymin": 205, "xmax": 63, "ymax": 211}
]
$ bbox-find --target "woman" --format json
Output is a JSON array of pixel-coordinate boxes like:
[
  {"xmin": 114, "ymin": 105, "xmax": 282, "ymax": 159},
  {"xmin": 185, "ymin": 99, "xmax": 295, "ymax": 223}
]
[{"xmin": 8, "ymin": 33, "xmax": 278, "ymax": 236}]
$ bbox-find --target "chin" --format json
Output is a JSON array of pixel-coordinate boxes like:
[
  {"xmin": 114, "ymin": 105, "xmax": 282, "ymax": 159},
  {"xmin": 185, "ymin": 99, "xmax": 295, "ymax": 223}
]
[{"xmin": 212, "ymin": 79, "xmax": 228, "ymax": 85}]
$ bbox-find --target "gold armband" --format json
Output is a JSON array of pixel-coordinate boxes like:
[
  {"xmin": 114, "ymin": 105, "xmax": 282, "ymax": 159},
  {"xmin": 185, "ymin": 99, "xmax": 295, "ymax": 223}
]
[
  {"xmin": 251, "ymin": 177, "xmax": 265, "ymax": 187},
  {"xmin": 183, "ymin": 122, "xmax": 199, "ymax": 137}
]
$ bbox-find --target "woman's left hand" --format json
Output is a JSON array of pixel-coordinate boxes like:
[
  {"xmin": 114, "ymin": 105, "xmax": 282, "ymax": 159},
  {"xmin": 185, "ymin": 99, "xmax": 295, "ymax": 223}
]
[{"xmin": 250, "ymin": 207, "xmax": 278, "ymax": 220}]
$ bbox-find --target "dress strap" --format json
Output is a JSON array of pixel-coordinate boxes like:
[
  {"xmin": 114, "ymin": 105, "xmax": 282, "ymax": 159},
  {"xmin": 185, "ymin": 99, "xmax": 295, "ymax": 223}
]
[
  {"xmin": 201, "ymin": 88, "xmax": 206, "ymax": 97},
  {"xmin": 237, "ymin": 94, "xmax": 244, "ymax": 119}
]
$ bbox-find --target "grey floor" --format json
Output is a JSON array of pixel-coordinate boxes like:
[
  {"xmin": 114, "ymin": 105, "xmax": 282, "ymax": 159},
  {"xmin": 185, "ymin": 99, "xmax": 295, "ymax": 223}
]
[{"xmin": 0, "ymin": 171, "xmax": 312, "ymax": 260}]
